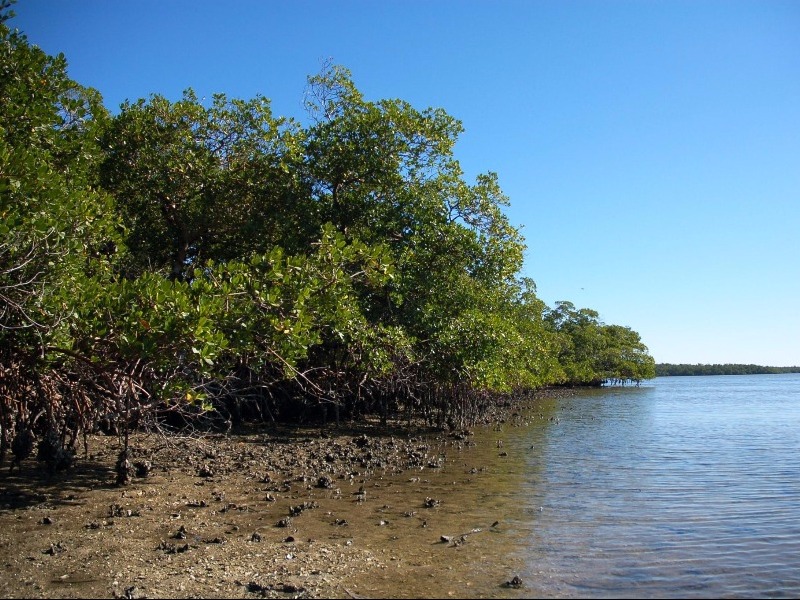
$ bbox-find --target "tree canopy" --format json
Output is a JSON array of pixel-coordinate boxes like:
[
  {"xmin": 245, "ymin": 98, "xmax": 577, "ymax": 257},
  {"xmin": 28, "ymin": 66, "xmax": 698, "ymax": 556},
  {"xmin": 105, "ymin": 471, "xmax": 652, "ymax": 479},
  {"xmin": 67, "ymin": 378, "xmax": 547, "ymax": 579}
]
[
  {"xmin": 0, "ymin": 7, "xmax": 656, "ymax": 470},
  {"xmin": 656, "ymin": 364, "xmax": 800, "ymax": 377}
]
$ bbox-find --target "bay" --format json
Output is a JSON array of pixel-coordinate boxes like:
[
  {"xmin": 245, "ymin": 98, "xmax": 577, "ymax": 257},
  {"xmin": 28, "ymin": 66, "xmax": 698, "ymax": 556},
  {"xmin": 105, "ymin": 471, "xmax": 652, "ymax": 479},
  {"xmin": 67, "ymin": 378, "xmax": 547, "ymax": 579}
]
[
  {"xmin": 515, "ymin": 374, "xmax": 800, "ymax": 598},
  {"xmin": 349, "ymin": 374, "xmax": 800, "ymax": 598}
]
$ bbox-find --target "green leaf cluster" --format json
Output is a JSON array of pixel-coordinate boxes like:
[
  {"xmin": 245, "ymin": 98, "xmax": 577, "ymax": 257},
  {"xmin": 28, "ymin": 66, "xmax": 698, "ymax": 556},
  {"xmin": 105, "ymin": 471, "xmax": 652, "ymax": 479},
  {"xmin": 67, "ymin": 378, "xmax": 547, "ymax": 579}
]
[
  {"xmin": 0, "ymin": 12, "xmax": 656, "ymax": 464},
  {"xmin": 545, "ymin": 301, "xmax": 656, "ymax": 385}
]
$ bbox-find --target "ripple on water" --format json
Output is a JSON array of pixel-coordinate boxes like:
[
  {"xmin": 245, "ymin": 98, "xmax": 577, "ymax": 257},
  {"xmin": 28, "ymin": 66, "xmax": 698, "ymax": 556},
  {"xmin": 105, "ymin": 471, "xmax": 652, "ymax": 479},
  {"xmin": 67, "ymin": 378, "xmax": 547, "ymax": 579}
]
[
  {"xmin": 343, "ymin": 375, "xmax": 800, "ymax": 599},
  {"xmin": 515, "ymin": 375, "xmax": 800, "ymax": 598}
]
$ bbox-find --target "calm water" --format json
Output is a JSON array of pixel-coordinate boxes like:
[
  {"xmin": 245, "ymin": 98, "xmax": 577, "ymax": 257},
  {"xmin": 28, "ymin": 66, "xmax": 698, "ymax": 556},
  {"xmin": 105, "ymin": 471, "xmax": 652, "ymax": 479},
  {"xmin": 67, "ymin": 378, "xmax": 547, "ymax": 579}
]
[
  {"xmin": 344, "ymin": 374, "xmax": 800, "ymax": 599},
  {"xmin": 516, "ymin": 374, "xmax": 800, "ymax": 598}
]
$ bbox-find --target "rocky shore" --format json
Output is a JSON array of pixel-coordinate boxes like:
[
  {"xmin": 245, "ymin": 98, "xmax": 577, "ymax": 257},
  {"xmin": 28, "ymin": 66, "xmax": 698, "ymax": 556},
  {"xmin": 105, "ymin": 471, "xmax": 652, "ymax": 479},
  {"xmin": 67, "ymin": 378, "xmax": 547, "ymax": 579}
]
[{"xmin": 0, "ymin": 389, "xmax": 572, "ymax": 599}]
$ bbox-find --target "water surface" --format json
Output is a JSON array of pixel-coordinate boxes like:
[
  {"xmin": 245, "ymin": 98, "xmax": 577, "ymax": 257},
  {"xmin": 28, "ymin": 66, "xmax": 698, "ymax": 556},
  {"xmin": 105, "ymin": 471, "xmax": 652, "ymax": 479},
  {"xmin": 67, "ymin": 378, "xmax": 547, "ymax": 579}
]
[
  {"xmin": 346, "ymin": 374, "xmax": 800, "ymax": 598},
  {"xmin": 515, "ymin": 374, "xmax": 800, "ymax": 598}
]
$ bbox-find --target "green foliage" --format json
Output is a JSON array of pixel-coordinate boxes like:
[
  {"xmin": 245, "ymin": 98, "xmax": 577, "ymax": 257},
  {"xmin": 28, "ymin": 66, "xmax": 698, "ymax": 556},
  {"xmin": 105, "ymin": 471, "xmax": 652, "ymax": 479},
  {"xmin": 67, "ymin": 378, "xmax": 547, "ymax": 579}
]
[
  {"xmin": 1, "ymin": 11, "xmax": 657, "ymax": 469},
  {"xmin": 656, "ymin": 364, "xmax": 800, "ymax": 376},
  {"xmin": 0, "ymin": 14, "xmax": 117, "ymax": 335},
  {"xmin": 0, "ymin": 11, "xmax": 126, "ymax": 466},
  {"xmin": 99, "ymin": 89, "xmax": 309, "ymax": 280},
  {"xmin": 545, "ymin": 301, "xmax": 655, "ymax": 385}
]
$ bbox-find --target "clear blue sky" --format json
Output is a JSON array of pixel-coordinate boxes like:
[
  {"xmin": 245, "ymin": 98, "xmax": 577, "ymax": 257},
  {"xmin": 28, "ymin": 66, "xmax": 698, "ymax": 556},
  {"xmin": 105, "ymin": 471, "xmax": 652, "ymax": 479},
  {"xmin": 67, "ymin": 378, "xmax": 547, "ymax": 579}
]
[{"xmin": 11, "ymin": 0, "xmax": 800, "ymax": 366}]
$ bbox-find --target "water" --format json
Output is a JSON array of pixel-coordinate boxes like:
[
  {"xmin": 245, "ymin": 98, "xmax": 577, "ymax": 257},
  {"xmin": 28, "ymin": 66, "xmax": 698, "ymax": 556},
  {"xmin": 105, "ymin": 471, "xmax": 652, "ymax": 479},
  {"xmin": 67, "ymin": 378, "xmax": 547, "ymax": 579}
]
[
  {"xmin": 345, "ymin": 374, "xmax": 800, "ymax": 598},
  {"xmin": 516, "ymin": 374, "xmax": 800, "ymax": 598}
]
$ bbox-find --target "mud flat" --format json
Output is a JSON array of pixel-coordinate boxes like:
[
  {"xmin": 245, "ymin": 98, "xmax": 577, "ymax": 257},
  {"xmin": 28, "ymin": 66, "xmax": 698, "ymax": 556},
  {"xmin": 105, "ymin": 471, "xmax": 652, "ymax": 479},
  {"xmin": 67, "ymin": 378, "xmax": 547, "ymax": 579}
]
[{"xmin": 0, "ymin": 390, "xmax": 571, "ymax": 599}]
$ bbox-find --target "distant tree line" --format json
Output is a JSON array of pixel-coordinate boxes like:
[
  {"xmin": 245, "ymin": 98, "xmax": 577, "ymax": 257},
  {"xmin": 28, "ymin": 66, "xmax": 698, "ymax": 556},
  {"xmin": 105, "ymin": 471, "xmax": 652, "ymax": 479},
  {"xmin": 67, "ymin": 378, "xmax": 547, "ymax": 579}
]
[
  {"xmin": 0, "ymin": 5, "xmax": 655, "ymax": 472},
  {"xmin": 656, "ymin": 364, "xmax": 800, "ymax": 376}
]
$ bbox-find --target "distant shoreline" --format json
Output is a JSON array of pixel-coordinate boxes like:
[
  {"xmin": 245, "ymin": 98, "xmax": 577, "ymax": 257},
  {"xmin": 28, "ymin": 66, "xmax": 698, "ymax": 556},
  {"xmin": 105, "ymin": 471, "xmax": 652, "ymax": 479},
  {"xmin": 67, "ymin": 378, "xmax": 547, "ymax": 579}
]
[{"xmin": 656, "ymin": 363, "xmax": 800, "ymax": 376}]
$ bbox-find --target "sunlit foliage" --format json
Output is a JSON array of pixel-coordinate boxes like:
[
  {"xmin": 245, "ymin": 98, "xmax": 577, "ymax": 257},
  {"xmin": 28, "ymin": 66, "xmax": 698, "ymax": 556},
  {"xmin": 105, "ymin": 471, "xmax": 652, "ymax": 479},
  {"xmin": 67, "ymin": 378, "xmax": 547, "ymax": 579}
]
[{"xmin": 0, "ymin": 7, "xmax": 655, "ymax": 468}]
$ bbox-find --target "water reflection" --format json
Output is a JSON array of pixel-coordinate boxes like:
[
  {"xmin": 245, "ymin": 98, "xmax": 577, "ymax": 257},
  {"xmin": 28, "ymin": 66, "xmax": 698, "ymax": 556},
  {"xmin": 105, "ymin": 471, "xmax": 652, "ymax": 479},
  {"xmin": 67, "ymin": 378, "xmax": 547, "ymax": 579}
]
[
  {"xmin": 518, "ymin": 375, "xmax": 800, "ymax": 598},
  {"xmin": 344, "ymin": 375, "xmax": 800, "ymax": 598}
]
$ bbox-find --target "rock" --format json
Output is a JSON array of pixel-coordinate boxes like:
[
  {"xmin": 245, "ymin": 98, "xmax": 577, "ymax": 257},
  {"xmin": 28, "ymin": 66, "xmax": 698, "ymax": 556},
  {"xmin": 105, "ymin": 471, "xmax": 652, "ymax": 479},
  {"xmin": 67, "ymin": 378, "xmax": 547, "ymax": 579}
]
[
  {"xmin": 123, "ymin": 585, "xmax": 146, "ymax": 599},
  {"xmin": 134, "ymin": 460, "xmax": 152, "ymax": 478},
  {"xmin": 275, "ymin": 517, "xmax": 292, "ymax": 528},
  {"xmin": 43, "ymin": 541, "xmax": 66, "ymax": 555},
  {"xmin": 158, "ymin": 540, "xmax": 189, "ymax": 554},
  {"xmin": 352, "ymin": 435, "xmax": 370, "ymax": 448},
  {"xmin": 289, "ymin": 501, "xmax": 319, "ymax": 516},
  {"xmin": 204, "ymin": 536, "xmax": 226, "ymax": 544}
]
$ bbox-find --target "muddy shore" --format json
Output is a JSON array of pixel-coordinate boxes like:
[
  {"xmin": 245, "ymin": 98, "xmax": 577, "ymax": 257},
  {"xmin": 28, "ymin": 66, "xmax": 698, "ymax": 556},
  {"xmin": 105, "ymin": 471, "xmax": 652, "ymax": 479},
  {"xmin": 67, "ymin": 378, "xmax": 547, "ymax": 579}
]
[{"xmin": 0, "ymin": 389, "xmax": 574, "ymax": 599}]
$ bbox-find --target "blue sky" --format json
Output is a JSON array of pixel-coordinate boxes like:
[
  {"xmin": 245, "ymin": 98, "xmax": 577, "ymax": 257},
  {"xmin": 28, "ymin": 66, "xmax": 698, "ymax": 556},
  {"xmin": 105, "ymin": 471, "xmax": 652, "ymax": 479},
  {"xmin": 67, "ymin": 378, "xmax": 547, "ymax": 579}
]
[{"xmin": 11, "ymin": 0, "xmax": 800, "ymax": 366}]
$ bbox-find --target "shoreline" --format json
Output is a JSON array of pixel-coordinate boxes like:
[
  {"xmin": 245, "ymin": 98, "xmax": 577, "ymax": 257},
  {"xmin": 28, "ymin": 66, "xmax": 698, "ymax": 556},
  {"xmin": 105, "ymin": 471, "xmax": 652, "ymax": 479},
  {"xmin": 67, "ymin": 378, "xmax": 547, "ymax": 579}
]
[{"xmin": 0, "ymin": 388, "xmax": 574, "ymax": 599}]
